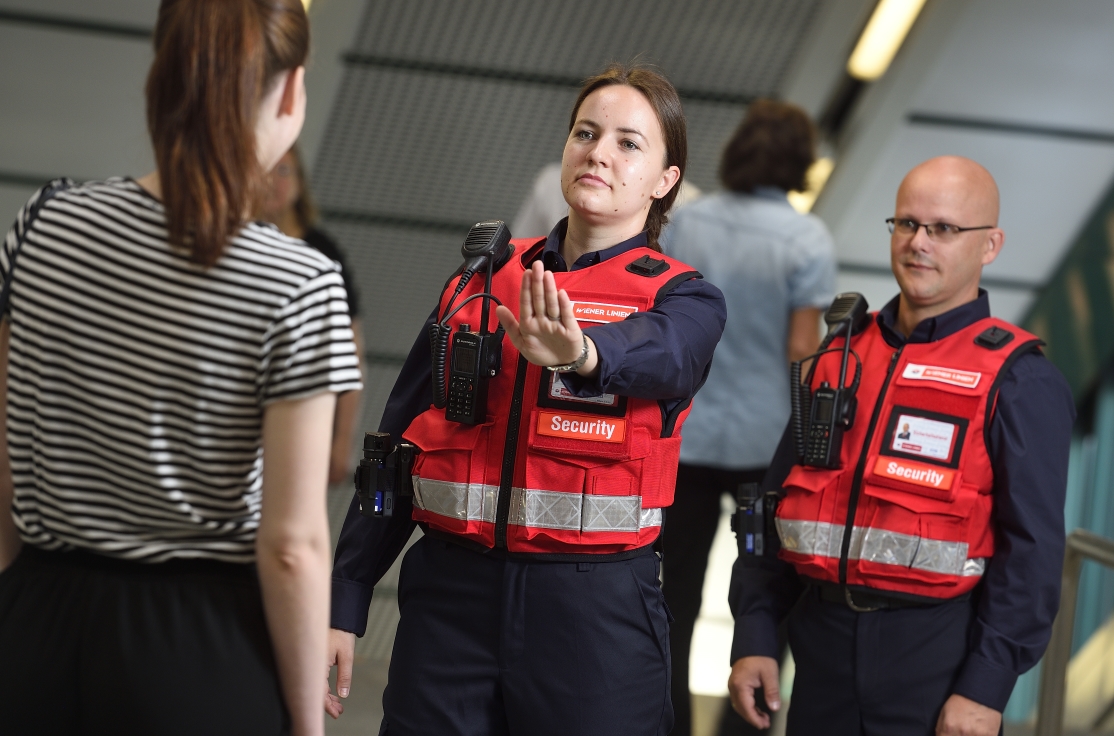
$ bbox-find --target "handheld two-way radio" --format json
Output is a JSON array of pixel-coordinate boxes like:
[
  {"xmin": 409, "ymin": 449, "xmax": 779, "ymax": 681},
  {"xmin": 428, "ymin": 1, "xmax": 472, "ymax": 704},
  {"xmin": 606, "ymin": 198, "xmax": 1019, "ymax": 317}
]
[
  {"xmin": 430, "ymin": 221, "xmax": 514, "ymax": 425},
  {"xmin": 790, "ymin": 293, "xmax": 870, "ymax": 468}
]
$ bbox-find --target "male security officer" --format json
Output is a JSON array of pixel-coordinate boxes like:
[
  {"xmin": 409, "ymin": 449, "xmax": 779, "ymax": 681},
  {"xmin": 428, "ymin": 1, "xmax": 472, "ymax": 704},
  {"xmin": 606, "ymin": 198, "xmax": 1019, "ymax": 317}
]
[{"xmin": 727, "ymin": 156, "xmax": 1074, "ymax": 736}]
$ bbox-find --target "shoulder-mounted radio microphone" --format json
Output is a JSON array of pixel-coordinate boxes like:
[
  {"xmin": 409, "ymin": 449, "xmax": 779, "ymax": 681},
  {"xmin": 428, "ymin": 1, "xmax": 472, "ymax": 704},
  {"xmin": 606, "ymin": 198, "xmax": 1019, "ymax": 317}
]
[
  {"xmin": 430, "ymin": 220, "xmax": 514, "ymax": 423},
  {"xmin": 791, "ymin": 292, "xmax": 871, "ymax": 468}
]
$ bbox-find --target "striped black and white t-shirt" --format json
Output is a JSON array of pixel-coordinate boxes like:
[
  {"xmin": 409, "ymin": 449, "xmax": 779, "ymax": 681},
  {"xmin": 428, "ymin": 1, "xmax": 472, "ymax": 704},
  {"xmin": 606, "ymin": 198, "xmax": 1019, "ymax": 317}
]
[{"xmin": 2, "ymin": 178, "xmax": 363, "ymax": 563}]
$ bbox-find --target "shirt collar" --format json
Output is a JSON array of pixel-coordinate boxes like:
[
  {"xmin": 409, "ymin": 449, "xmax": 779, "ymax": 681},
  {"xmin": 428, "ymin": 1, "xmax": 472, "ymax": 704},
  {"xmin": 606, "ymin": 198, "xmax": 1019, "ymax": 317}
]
[
  {"xmin": 876, "ymin": 289, "xmax": 992, "ymax": 346},
  {"xmin": 750, "ymin": 185, "xmax": 790, "ymax": 203},
  {"xmin": 537, "ymin": 217, "xmax": 649, "ymax": 272}
]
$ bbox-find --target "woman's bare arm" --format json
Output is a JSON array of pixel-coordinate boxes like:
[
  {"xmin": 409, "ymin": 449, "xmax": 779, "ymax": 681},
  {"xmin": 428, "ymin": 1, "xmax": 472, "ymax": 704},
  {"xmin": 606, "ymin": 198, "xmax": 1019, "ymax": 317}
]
[{"xmin": 257, "ymin": 392, "xmax": 336, "ymax": 736}]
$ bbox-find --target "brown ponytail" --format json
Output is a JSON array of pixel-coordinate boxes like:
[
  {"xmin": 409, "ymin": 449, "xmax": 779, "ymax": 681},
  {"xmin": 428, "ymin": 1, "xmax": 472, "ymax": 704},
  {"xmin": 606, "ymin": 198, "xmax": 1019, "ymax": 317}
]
[
  {"xmin": 146, "ymin": 0, "xmax": 308, "ymax": 267},
  {"xmin": 569, "ymin": 63, "xmax": 688, "ymax": 252}
]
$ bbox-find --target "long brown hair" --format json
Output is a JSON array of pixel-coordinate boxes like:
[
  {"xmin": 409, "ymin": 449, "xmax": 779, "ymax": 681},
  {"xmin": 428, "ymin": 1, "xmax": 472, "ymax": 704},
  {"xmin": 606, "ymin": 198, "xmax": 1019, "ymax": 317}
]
[
  {"xmin": 568, "ymin": 63, "xmax": 687, "ymax": 252},
  {"xmin": 146, "ymin": 0, "xmax": 309, "ymax": 266},
  {"xmin": 720, "ymin": 99, "xmax": 815, "ymax": 194}
]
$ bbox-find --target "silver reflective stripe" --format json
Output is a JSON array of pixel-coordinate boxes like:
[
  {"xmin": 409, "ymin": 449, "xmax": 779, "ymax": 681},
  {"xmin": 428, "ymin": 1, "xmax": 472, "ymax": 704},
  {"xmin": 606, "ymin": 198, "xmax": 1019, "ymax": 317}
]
[
  {"xmin": 582, "ymin": 494, "xmax": 642, "ymax": 532},
  {"xmin": 412, "ymin": 478, "xmax": 498, "ymax": 523},
  {"xmin": 777, "ymin": 518, "xmax": 986, "ymax": 578},
  {"xmin": 509, "ymin": 487, "xmax": 654, "ymax": 532},
  {"xmin": 416, "ymin": 476, "xmax": 659, "ymax": 533},
  {"xmin": 507, "ymin": 487, "xmax": 582, "ymax": 530}
]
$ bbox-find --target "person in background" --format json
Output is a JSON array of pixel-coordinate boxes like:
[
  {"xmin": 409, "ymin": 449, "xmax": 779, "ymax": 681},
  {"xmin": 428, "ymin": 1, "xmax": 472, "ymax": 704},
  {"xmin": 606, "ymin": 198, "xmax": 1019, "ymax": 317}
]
[
  {"xmin": 261, "ymin": 145, "xmax": 365, "ymax": 485},
  {"xmin": 659, "ymin": 99, "xmax": 836, "ymax": 736},
  {"xmin": 512, "ymin": 160, "xmax": 703, "ymax": 238},
  {"xmin": 0, "ymin": 1, "xmax": 361, "ymax": 734}
]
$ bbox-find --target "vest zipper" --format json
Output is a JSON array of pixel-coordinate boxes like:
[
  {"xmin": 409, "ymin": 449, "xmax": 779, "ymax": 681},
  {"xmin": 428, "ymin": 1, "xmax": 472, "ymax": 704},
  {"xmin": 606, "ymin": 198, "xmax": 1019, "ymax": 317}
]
[
  {"xmin": 838, "ymin": 347, "xmax": 902, "ymax": 585},
  {"xmin": 495, "ymin": 356, "xmax": 529, "ymax": 548}
]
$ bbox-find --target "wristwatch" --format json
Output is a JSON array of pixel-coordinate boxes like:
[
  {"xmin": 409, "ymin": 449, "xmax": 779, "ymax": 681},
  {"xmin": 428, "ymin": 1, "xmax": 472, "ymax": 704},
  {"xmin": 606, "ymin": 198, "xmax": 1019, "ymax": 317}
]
[{"xmin": 547, "ymin": 335, "xmax": 590, "ymax": 372}]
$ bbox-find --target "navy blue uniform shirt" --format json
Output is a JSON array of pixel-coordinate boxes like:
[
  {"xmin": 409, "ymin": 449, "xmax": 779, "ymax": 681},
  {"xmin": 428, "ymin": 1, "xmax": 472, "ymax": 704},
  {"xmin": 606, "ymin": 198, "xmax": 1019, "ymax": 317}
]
[
  {"xmin": 332, "ymin": 220, "xmax": 726, "ymax": 636},
  {"xmin": 728, "ymin": 290, "xmax": 1075, "ymax": 712}
]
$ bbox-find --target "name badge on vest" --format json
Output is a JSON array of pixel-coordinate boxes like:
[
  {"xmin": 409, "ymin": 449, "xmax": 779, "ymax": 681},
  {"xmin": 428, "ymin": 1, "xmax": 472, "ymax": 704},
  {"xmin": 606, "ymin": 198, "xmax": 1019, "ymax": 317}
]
[
  {"xmin": 571, "ymin": 301, "xmax": 638, "ymax": 324},
  {"xmin": 902, "ymin": 363, "xmax": 981, "ymax": 389},
  {"xmin": 536, "ymin": 372, "xmax": 628, "ymax": 418},
  {"xmin": 873, "ymin": 457, "xmax": 956, "ymax": 491},
  {"xmin": 879, "ymin": 405, "xmax": 968, "ymax": 469},
  {"xmin": 537, "ymin": 410, "xmax": 627, "ymax": 443}
]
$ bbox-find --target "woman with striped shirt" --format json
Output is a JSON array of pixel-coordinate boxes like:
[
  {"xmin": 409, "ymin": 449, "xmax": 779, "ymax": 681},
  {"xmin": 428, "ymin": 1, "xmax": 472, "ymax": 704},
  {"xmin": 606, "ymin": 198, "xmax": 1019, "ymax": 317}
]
[{"xmin": 0, "ymin": 1, "xmax": 360, "ymax": 734}]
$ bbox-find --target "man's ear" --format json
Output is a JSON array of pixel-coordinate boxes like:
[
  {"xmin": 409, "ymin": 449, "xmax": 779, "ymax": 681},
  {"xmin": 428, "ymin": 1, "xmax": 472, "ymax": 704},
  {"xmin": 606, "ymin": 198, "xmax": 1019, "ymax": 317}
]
[
  {"xmin": 981, "ymin": 228, "xmax": 1005, "ymax": 266},
  {"xmin": 278, "ymin": 66, "xmax": 306, "ymax": 118}
]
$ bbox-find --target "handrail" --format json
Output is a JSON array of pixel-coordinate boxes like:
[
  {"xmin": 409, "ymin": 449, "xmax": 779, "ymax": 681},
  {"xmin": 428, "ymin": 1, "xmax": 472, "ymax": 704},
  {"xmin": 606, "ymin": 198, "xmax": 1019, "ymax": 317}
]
[{"xmin": 1035, "ymin": 528, "xmax": 1114, "ymax": 735}]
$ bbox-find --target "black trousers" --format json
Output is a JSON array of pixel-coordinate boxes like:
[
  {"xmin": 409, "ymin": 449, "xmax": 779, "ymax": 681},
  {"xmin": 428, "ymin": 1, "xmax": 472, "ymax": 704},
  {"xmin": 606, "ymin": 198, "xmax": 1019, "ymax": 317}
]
[
  {"xmin": 0, "ymin": 546, "xmax": 289, "ymax": 736},
  {"xmin": 786, "ymin": 585, "xmax": 991, "ymax": 736},
  {"xmin": 379, "ymin": 534, "xmax": 673, "ymax": 736},
  {"xmin": 662, "ymin": 462, "xmax": 768, "ymax": 736}
]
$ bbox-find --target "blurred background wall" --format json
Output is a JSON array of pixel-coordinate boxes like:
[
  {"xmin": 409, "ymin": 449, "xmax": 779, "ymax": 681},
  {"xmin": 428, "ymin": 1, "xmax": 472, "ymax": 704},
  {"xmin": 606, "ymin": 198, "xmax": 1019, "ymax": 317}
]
[{"xmin": 4, "ymin": 0, "xmax": 1114, "ymax": 732}]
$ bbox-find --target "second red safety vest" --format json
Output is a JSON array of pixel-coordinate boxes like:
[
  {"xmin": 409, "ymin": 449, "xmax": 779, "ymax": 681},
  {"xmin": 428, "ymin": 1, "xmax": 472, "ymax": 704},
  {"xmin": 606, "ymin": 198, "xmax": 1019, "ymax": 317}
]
[
  {"xmin": 403, "ymin": 239, "xmax": 702, "ymax": 555},
  {"xmin": 775, "ymin": 316, "xmax": 1042, "ymax": 599}
]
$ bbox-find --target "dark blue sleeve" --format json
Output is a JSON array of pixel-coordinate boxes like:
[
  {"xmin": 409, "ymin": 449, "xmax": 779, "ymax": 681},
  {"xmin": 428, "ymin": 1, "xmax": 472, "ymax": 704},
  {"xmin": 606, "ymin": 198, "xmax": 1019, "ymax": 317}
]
[
  {"xmin": 560, "ymin": 276, "xmax": 726, "ymax": 400},
  {"xmin": 727, "ymin": 426, "xmax": 805, "ymax": 663},
  {"xmin": 952, "ymin": 351, "xmax": 1076, "ymax": 711},
  {"xmin": 330, "ymin": 307, "xmax": 436, "ymax": 636}
]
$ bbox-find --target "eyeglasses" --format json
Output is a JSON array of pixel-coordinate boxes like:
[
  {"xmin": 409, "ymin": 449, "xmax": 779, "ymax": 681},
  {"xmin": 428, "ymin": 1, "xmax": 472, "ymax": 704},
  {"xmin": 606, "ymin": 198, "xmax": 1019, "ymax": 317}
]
[{"xmin": 886, "ymin": 218, "xmax": 994, "ymax": 243}]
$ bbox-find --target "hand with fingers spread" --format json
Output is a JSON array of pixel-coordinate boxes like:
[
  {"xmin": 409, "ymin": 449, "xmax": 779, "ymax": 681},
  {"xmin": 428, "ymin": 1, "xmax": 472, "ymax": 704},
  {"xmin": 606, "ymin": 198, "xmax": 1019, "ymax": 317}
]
[
  {"xmin": 728, "ymin": 656, "xmax": 781, "ymax": 730},
  {"xmin": 324, "ymin": 628, "xmax": 355, "ymax": 719},
  {"xmin": 495, "ymin": 260, "xmax": 599, "ymax": 376}
]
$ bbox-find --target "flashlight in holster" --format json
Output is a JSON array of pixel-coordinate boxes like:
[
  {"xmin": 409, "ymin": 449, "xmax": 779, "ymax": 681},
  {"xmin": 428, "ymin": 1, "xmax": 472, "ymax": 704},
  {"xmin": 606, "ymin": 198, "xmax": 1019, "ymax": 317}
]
[
  {"xmin": 732, "ymin": 482, "xmax": 780, "ymax": 558},
  {"xmin": 354, "ymin": 432, "xmax": 418, "ymax": 518}
]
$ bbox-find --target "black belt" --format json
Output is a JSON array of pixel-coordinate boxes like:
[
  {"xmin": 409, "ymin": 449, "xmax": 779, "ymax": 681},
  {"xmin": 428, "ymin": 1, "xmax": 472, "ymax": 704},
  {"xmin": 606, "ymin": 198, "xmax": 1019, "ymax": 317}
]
[{"xmin": 813, "ymin": 581, "xmax": 948, "ymax": 612}]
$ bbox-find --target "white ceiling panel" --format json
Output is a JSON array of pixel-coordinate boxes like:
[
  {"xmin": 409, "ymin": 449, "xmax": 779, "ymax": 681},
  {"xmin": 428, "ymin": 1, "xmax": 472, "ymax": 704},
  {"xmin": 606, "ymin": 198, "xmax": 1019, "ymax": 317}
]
[
  {"xmin": 913, "ymin": 0, "xmax": 1114, "ymax": 131},
  {"xmin": 0, "ymin": 1, "xmax": 157, "ymax": 28},
  {"xmin": 0, "ymin": 24, "xmax": 152, "ymax": 179}
]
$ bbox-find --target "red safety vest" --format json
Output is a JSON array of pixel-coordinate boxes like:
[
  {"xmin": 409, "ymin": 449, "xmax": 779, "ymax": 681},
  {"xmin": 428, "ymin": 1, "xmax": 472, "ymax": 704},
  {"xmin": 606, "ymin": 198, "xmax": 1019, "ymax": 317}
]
[
  {"xmin": 775, "ymin": 315, "xmax": 1042, "ymax": 599},
  {"xmin": 403, "ymin": 238, "xmax": 702, "ymax": 555}
]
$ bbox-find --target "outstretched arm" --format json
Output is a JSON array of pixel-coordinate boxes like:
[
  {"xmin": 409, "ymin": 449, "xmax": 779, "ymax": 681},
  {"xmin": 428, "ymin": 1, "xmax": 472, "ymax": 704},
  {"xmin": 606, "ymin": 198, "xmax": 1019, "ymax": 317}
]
[{"xmin": 496, "ymin": 260, "xmax": 600, "ymax": 376}]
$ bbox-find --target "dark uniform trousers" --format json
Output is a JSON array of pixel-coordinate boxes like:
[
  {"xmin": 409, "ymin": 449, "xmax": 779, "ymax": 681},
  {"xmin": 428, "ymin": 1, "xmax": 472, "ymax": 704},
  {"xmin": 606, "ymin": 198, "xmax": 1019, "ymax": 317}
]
[
  {"xmin": 785, "ymin": 586, "xmax": 998, "ymax": 736},
  {"xmin": 379, "ymin": 534, "xmax": 673, "ymax": 736}
]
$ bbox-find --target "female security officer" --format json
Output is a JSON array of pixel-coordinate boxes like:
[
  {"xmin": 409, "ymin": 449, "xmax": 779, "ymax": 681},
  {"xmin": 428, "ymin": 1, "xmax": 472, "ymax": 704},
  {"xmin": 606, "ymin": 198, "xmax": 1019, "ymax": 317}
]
[{"xmin": 327, "ymin": 64, "xmax": 726, "ymax": 736}]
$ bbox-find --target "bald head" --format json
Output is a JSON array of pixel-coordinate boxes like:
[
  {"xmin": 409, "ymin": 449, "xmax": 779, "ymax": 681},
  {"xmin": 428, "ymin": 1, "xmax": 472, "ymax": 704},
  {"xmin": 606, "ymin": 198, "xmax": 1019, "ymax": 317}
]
[
  {"xmin": 897, "ymin": 156, "xmax": 999, "ymax": 226},
  {"xmin": 889, "ymin": 156, "xmax": 1005, "ymax": 337}
]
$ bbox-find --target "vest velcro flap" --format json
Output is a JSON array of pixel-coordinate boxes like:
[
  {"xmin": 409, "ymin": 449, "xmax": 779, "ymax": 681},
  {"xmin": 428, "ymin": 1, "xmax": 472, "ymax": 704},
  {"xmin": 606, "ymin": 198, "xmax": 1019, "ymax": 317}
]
[
  {"xmin": 861, "ymin": 480, "xmax": 977, "ymax": 517},
  {"xmin": 783, "ymin": 465, "xmax": 841, "ymax": 494}
]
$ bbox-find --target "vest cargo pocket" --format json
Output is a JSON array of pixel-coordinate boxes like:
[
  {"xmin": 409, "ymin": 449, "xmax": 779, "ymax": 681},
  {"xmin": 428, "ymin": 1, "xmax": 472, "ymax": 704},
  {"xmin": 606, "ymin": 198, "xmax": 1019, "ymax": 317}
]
[
  {"xmin": 514, "ymin": 411, "xmax": 650, "ymax": 546},
  {"xmin": 639, "ymin": 434, "xmax": 681, "ymax": 509},
  {"xmin": 776, "ymin": 466, "xmax": 843, "ymax": 580},
  {"xmin": 406, "ymin": 412, "xmax": 496, "ymax": 539},
  {"xmin": 855, "ymin": 482, "xmax": 977, "ymax": 586}
]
